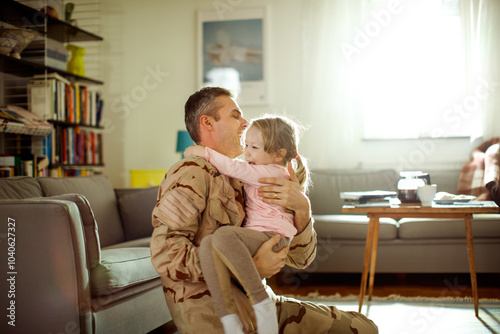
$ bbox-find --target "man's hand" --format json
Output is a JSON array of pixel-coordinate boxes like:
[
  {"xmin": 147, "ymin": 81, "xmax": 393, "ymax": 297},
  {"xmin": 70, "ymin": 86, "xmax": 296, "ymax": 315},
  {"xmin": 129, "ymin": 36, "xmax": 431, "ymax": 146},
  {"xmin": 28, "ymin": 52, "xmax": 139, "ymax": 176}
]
[
  {"xmin": 253, "ymin": 234, "xmax": 289, "ymax": 278},
  {"xmin": 258, "ymin": 162, "xmax": 311, "ymax": 233},
  {"xmin": 184, "ymin": 145, "xmax": 206, "ymax": 158}
]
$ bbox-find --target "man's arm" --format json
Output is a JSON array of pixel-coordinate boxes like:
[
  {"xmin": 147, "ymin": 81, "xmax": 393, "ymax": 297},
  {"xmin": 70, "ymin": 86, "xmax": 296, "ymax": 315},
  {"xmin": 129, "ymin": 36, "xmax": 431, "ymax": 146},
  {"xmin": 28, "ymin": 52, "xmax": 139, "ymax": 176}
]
[
  {"xmin": 150, "ymin": 163, "xmax": 208, "ymax": 283},
  {"xmin": 285, "ymin": 217, "xmax": 317, "ymax": 269}
]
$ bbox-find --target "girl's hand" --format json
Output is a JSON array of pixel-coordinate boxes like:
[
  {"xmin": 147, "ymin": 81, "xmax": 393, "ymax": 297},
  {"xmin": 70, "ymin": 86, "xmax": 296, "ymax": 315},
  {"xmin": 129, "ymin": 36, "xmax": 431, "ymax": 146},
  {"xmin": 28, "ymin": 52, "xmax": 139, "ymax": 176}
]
[
  {"xmin": 184, "ymin": 145, "xmax": 206, "ymax": 158},
  {"xmin": 258, "ymin": 162, "xmax": 311, "ymax": 233}
]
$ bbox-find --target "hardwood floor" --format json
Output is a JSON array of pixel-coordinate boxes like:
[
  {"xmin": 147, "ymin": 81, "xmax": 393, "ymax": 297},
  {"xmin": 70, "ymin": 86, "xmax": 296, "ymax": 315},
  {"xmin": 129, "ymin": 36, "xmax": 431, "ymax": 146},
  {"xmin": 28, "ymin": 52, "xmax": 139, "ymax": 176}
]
[
  {"xmin": 268, "ymin": 272, "xmax": 500, "ymax": 299},
  {"xmin": 150, "ymin": 273, "xmax": 500, "ymax": 333}
]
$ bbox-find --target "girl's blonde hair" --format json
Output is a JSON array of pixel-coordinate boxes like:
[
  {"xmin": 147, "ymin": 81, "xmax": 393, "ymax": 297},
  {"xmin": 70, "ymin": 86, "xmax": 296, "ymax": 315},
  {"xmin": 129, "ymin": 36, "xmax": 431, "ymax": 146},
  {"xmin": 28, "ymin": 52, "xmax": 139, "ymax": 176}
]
[{"xmin": 250, "ymin": 115, "xmax": 311, "ymax": 193}]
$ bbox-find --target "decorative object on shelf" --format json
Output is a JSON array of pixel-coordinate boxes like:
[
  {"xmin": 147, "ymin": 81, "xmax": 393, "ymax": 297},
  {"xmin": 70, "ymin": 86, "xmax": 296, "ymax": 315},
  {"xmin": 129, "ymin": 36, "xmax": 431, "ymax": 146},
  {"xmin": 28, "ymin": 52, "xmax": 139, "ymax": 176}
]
[
  {"xmin": 41, "ymin": 6, "xmax": 59, "ymax": 19},
  {"xmin": 66, "ymin": 44, "xmax": 86, "ymax": 76},
  {"xmin": 65, "ymin": 3, "xmax": 77, "ymax": 25},
  {"xmin": 176, "ymin": 130, "xmax": 195, "ymax": 159},
  {"xmin": 0, "ymin": 27, "xmax": 38, "ymax": 59},
  {"xmin": 0, "ymin": 36, "xmax": 18, "ymax": 55},
  {"xmin": 45, "ymin": 38, "xmax": 68, "ymax": 71}
]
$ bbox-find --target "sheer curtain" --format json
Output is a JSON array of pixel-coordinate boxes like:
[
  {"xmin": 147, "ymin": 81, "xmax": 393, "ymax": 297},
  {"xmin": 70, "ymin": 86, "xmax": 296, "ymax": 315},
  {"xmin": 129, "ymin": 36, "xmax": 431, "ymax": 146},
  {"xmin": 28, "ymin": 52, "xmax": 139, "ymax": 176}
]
[
  {"xmin": 299, "ymin": 0, "xmax": 500, "ymax": 169},
  {"xmin": 461, "ymin": 0, "xmax": 500, "ymax": 140},
  {"xmin": 299, "ymin": 0, "xmax": 370, "ymax": 168}
]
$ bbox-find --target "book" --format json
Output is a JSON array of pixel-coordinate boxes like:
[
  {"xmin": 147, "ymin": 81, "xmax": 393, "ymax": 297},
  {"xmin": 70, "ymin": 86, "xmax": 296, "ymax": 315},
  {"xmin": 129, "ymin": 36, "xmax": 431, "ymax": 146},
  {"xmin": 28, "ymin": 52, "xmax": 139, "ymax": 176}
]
[
  {"xmin": 0, "ymin": 106, "xmax": 53, "ymax": 136},
  {"xmin": 0, "ymin": 155, "xmax": 16, "ymax": 166},
  {"xmin": 340, "ymin": 190, "xmax": 397, "ymax": 202},
  {"xmin": 28, "ymin": 74, "xmax": 71, "ymax": 121},
  {"xmin": 27, "ymin": 80, "xmax": 51, "ymax": 120},
  {"xmin": 32, "ymin": 72, "xmax": 70, "ymax": 85},
  {"xmin": 0, "ymin": 167, "xmax": 15, "ymax": 178},
  {"xmin": 341, "ymin": 191, "xmax": 397, "ymax": 206}
]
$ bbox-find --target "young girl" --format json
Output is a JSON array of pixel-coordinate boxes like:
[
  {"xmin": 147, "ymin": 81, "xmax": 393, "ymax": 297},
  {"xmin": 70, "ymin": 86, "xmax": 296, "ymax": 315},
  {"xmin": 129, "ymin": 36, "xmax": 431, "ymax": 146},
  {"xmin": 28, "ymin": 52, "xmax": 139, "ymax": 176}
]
[{"xmin": 184, "ymin": 115, "xmax": 310, "ymax": 334}]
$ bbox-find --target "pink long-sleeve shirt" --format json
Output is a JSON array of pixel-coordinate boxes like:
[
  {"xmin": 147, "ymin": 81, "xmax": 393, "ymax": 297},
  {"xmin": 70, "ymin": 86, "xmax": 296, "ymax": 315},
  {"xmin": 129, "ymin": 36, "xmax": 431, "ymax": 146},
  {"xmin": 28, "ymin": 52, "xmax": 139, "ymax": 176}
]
[{"xmin": 205, "ymin": 147, "xmax": 297, "ymax": 239}]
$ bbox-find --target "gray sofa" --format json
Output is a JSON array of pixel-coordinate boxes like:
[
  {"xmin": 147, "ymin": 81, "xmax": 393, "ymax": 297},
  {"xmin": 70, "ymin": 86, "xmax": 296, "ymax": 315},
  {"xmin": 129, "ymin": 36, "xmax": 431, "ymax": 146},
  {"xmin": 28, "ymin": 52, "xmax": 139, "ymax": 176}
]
[
  {"xmin": 285, "ymin": 168, "xmax": 500, "ymax": 277},
  {"xmin": 0, "ymin": 175, "xmax": 171, "ymax": 334}
]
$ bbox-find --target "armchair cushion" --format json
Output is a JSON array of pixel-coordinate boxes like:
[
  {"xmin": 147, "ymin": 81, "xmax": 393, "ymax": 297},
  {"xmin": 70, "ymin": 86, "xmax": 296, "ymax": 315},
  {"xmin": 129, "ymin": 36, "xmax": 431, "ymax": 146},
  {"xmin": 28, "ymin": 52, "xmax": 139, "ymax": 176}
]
[
  {"xmin": 38, "ymin": 175, "xmax": 125, "ymax": 247},
  {"xmin": 115, "ymin": 187, "xmax": 158, "ymax": 241},
  {"xmin": 91, "ymin": 247, "xmax": 159, "ymax": 297}
]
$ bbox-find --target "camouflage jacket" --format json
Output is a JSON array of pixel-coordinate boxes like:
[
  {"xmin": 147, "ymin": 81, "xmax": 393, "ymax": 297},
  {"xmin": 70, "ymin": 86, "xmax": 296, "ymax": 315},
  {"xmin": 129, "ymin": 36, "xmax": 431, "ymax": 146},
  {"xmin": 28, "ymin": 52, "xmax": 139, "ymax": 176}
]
[{"xmin": 150, "ymin": 156, "xmax": 317, "ymax": 333}]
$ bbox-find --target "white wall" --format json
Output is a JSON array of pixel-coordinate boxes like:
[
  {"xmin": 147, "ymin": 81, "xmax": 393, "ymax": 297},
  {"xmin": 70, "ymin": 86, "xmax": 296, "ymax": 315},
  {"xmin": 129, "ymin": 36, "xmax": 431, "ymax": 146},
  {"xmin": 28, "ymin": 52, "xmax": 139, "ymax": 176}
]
[{"xmin": 99, "ymin": 0, "xmax": 478, "ymax": 188}]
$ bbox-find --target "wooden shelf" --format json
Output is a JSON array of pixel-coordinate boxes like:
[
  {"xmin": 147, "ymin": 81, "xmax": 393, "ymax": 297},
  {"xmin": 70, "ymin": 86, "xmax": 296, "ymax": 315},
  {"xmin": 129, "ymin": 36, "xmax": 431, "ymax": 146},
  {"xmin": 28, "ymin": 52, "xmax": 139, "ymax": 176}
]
[
  {"xmin": 0, "ymin": 0, "xmax": 105, "ymax": 176},
  {"xmin": 0, "ymin": 0, "xmax": 103, "ymax": 43},
  {"xmin": 0, "ymin": 54, "xmax": 103, "ymax": 85},
  {"xmin": 48, "ymin": 120, "xmax": 104, "ymax": 129},
  {"xmin": 51, "ymin": 163, "xmax": 104, "ymax": 168}
]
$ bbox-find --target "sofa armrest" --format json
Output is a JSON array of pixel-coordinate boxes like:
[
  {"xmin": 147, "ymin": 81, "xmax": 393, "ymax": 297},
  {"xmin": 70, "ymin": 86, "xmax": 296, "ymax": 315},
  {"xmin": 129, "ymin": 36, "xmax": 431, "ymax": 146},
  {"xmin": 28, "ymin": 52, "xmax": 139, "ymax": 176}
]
[
  {"xmin": 0, "ymin": 199, "xmax": 91, "ymax": 334},
  {"xmin": 47, "ymin": 193, "xmax": 101, "ymax": 268},
  {"xmin": 115, "ymin": 187, "xmax": 158, "ymax": 241}
]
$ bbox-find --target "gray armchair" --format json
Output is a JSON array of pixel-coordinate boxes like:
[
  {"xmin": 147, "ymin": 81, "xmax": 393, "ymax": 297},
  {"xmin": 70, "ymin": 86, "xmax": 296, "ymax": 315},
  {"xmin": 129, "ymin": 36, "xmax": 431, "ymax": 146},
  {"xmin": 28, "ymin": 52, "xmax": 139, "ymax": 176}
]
[{"xmin": 0, "ymin": 175, "xmax": 172, "ymax": 334}]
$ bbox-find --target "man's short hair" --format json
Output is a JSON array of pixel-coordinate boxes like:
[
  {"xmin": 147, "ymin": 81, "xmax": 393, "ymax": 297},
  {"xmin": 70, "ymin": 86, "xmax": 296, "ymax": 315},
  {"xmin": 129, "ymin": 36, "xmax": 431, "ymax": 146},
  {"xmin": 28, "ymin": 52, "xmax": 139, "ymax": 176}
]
[{"xmin": 184, "ymin": 87, "xmax": 233, "ymax": 143}]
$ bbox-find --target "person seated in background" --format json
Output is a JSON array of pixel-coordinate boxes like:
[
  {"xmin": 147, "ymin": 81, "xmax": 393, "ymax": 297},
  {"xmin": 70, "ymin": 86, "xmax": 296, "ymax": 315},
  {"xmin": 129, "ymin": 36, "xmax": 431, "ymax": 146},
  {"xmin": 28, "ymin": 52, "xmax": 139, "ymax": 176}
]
[{"xmin": 457, "ymin": 137, "xmax": 500, "ymax": 204}]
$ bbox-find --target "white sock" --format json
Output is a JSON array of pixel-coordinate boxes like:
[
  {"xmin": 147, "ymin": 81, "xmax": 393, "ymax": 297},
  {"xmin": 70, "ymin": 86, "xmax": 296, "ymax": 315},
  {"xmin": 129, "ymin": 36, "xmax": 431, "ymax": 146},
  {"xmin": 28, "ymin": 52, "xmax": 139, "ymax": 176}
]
[
  {"xmin": 253, "ymin": 298, "xmax": 278, "ymax": 334},
  {"xmin": 220, "ymin": 313, "xmax": 244, "ymax": 334}
]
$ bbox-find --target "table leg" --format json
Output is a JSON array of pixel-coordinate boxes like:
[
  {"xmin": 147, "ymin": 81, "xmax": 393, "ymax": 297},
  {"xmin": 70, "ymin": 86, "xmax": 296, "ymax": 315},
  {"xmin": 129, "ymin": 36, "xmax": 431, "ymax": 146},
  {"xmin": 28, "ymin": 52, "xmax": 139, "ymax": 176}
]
[
  {"xmin": 359, "ymin": 215, "xmax": 377, "ymax": 312},
  {"xmin": 464, "ymin": 213, "xmax": 479, "ymax": 317},
  {"xmin": 368, "ymin": 217, "xmax": 380, "ymax": 301}
]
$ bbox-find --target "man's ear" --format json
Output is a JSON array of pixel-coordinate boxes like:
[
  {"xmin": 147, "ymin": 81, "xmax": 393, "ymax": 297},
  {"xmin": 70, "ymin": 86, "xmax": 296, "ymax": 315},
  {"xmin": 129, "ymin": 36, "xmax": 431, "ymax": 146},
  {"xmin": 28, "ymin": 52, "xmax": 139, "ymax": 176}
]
[
  {"xmin": 275, "ymin": 149, "xmax": 287, "ymax": 164},
  {"xmin": 200, "ymin": 115, "xmax": 215, "ymax": 132}
]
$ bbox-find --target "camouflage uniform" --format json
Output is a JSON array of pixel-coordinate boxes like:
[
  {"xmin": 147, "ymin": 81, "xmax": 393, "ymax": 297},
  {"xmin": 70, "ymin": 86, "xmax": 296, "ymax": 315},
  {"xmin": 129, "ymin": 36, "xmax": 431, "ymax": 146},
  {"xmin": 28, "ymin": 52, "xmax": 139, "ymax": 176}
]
[{"xmin": 151, "ymin": 157, "xmax": 378, "ymax": 333}]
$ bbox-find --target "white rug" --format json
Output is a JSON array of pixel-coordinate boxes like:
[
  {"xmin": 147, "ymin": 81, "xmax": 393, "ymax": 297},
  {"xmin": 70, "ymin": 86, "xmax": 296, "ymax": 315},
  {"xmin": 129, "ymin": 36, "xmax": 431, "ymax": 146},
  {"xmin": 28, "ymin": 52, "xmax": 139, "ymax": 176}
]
[{"xmin": 299, "ymin": 294, "xmax": 500, "ymax": 334}]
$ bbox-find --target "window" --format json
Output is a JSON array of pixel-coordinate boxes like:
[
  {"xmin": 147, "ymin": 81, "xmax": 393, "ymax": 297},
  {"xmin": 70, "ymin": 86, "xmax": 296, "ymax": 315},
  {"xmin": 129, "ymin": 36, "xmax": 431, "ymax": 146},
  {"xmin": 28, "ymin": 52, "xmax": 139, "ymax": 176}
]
[{"xmin": 356, "ymin": 0, "xmax": 477, "ymax": 140}]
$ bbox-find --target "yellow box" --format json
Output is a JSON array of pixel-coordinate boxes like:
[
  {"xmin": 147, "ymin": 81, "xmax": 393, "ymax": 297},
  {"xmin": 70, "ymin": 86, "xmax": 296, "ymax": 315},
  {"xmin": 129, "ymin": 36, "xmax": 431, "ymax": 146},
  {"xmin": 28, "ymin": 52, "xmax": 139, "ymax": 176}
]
[{"xmin": 130, "ymin": 169, "xmax": 168, "ymax": 188}]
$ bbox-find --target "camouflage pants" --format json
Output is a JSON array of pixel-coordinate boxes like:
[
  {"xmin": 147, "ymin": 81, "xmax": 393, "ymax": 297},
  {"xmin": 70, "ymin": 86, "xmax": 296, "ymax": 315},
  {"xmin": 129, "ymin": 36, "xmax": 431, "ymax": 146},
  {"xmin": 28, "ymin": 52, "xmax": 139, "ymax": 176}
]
[
  {"xmin": 168, "ymin": 285, "xmax": 378, "ymax": 334},
  {"xmin": 270, "ymin": 287, "xmax": 378, "ymax": 334}
]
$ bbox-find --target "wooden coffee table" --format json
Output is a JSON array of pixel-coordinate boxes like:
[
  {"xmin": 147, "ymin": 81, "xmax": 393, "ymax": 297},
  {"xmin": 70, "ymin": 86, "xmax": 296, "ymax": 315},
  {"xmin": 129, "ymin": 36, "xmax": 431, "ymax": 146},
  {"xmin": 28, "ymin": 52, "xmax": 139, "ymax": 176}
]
[{"xmin": 342, "ymin": 202, "xmax": 499, "ymax": 317}]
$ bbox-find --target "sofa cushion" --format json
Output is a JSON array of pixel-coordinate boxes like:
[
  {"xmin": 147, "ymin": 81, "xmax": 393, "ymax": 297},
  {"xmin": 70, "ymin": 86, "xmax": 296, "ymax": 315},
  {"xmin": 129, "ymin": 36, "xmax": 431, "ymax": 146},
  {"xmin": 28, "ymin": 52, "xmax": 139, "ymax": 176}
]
[
  {"xmin": 91, "ymin": 247, "xmax": 159, "ymax": 297},
  {"xmin": 105, "ymin": 237, "xmax": 151, "ymax": 249},
  {"xmin": 115, "ymin": 187, "xmax": 158, "ymax": 241},
  {"xmin": 47, "ymin": 193, "xmax": 102, "ymax": 268},
  {"xmin": 398, "ymin": 214, "xmax": 500, "ymax": 239},
  {"xmin": 310, "ymin": 169, "xmax": 398, "ymax": 215},
  {"xmin": 424, "ymin": 169, "xmax": 462, "ymax": 194},
  {"xmin": 313, "ymin": 214, "xmax": 398, "ymax": 240},
  {"xmin": 0, "ymin": 176, "xmax": 43, "ymax": 199},
  {"xmin": 38, "ymin": 175, "xmax": 125, "ymax": 247}
]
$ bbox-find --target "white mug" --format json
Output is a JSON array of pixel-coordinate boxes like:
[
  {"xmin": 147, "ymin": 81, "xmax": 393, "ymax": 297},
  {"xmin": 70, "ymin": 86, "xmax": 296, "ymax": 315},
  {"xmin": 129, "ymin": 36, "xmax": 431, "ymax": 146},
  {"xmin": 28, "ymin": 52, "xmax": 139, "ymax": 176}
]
[{"xmin": 417, "ymin": 184, "xmax": 437, "ymax": 206}]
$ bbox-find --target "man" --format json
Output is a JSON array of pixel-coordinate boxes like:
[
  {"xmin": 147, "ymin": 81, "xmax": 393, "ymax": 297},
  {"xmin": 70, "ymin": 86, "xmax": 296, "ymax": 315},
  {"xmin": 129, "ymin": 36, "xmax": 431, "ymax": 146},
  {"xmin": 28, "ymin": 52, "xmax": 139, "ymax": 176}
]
[{"xmin": 151, "ymin": 87, "xmax": 378, "ymax": 333}]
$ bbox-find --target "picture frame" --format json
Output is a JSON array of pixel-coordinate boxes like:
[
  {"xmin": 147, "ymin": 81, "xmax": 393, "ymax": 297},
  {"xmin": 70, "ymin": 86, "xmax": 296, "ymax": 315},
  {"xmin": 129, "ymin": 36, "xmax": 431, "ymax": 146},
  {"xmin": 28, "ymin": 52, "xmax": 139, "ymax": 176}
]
[{"xmin": 198, "ymin": 7, "xmax": 267, "ymax": 106}]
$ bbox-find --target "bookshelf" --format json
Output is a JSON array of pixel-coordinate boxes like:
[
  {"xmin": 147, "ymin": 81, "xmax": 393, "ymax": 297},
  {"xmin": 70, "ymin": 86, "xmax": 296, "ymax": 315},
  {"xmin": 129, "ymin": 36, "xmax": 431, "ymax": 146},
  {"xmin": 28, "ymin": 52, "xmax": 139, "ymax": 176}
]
[{"xmin": 0, "ymin": 0, "xmax": 104, "ymax": 177}]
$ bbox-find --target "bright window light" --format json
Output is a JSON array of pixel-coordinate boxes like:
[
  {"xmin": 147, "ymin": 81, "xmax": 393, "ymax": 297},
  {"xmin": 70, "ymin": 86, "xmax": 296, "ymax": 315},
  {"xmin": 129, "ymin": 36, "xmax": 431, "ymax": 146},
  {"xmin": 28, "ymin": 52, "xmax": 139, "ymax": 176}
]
[{"xmin": 359, "ymin": 0, "xmax": 477, "ymax": 140}]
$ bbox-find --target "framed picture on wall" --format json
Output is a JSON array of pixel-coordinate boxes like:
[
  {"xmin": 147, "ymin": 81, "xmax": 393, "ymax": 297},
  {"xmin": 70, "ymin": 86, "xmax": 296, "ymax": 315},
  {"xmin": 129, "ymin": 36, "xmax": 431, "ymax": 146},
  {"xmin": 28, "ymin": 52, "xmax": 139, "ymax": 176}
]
[{"xmin": 198, "ymin": 7, "xmax": 267, "ymax": 106}]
